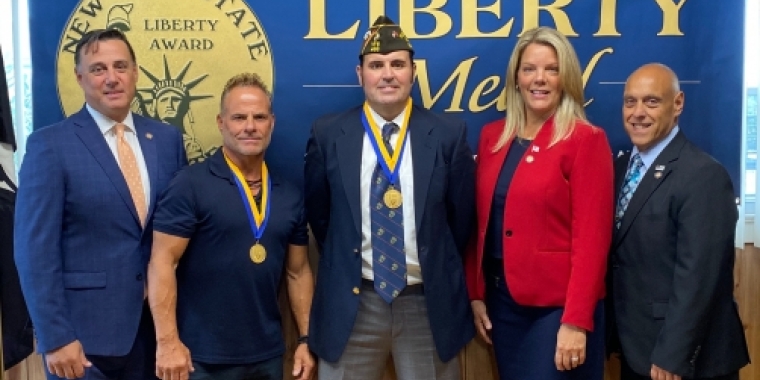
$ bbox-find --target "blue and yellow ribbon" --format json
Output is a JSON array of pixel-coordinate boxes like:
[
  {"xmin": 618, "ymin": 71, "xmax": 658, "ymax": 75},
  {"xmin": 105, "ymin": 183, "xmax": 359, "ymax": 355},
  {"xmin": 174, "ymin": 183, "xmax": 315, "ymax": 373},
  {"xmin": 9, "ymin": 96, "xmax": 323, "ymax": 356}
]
[
  {"xmin": 361, "ymin": 99, "xmax": 412, "ymax": 186},
  {"xmin": 224, "ymin": 153, "xmax": 271, "ymax": 242}
]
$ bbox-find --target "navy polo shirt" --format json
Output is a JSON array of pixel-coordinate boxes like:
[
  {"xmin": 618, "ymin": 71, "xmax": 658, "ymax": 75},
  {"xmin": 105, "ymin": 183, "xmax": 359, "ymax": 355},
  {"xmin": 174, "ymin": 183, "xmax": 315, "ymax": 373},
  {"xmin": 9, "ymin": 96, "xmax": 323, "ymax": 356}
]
[
  {"xmin": 153, "ymin": 149, "xmax": 308, "ymax": 364},
  {"xmin": 485, "ymin": 139, "xmax": 530, "ymax": 259}
]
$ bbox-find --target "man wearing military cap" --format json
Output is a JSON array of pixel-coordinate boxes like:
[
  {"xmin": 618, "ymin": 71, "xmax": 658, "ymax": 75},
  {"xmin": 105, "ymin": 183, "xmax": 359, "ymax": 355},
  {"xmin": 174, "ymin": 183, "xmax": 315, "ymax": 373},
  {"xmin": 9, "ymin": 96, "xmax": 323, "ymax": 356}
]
[{"xmin": 305, "ymin": 15, "xmax": 476, "ymax": 380}]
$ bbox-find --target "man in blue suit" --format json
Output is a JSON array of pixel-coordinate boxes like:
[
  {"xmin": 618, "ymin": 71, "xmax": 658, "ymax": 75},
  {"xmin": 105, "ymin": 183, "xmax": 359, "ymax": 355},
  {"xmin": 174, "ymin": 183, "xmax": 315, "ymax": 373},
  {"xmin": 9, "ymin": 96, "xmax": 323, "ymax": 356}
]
[
  {"xmin": 304, "ymin": 16, "xmax": 476, "ymax": 380},
  {"xmin": 14, "ymin": 29, "xmax": 187, "ymax": 380}
]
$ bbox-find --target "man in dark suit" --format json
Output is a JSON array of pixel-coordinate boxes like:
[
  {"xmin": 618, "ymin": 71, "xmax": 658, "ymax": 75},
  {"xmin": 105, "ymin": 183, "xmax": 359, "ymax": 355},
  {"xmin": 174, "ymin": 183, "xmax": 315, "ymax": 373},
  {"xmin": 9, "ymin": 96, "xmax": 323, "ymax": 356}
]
[
  {"xmin": 14, "ymin": 29, "xmax": 186, "ymax": 380},
  {"xmin": 609, "ymin": 63, "xmax": 749, "ymax": 380},
  {"xmin": 304, "ymin": 16, "xmax": 476, "ymax": 380}
]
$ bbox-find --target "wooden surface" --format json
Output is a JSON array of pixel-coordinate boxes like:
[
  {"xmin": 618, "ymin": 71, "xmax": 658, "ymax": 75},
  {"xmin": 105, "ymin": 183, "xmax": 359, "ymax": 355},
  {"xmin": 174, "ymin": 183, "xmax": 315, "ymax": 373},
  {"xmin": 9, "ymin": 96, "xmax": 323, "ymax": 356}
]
[
  {"xmin": 736, "ymin": 246, "xmax": 760, "ymax": 380},
  {"xmin": 6, "ymin": 245, "xmax": 760, "ymax": 380},
  {"xmin": 5, "ymin": 354, "xmax": 44, "ymax": 380}
]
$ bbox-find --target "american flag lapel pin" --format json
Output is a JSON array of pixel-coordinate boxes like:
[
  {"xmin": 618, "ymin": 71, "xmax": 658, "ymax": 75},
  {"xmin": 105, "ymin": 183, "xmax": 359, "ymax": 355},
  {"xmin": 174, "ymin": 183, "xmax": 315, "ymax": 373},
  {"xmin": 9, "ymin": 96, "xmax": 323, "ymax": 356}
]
[{"xmin": 654, "ymin": 165, "xmax": 665, "ymax": 179}]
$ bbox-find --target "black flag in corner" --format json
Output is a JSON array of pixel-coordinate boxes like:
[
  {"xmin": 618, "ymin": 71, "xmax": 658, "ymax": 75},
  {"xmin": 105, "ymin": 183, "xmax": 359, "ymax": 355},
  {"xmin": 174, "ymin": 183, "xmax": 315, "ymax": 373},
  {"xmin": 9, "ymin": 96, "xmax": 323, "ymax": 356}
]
[
  {"xmin": 0, "ymin": 46, "xmax": 16, "ymax": 150},
  {"xmin": 0, "ymin": 46, "xmax": 31, "ymax": 369}
]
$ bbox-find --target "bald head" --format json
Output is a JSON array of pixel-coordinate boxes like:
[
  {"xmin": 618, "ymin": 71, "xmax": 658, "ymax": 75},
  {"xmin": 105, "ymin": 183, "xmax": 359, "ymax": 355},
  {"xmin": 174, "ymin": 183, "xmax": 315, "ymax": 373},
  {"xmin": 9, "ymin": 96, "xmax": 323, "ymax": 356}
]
[
  {"xmin": 627, "ymin": 63, "xmax": 680, "ymax": 94},
  {"xmin": 622, "ymin": 63, "xmax": 685, "ymax": 152}
]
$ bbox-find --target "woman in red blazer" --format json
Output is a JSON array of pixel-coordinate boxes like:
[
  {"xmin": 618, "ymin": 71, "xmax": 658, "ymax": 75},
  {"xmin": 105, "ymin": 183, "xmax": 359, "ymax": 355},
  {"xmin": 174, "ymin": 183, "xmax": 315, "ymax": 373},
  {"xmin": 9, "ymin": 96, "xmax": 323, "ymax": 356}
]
[{"xmin": 464, "ymin": 27, "xmax": 613, "ymax": 380}]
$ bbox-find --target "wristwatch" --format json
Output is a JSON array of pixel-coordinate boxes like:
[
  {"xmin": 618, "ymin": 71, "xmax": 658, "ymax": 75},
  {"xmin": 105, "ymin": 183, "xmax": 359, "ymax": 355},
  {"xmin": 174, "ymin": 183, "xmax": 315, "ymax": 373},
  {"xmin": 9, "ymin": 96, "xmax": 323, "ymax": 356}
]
[{"xmin": 297, "ymin": 335, "xmax": 309, "ymax": 345}]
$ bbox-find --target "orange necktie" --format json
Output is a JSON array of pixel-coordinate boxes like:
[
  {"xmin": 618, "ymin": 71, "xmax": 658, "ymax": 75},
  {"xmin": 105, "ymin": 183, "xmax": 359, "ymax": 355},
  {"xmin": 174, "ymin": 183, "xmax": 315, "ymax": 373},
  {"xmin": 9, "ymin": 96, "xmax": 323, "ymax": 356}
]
[{"xmin": 114, "ymin": 123, "xmax": 147, "ymax": 226}]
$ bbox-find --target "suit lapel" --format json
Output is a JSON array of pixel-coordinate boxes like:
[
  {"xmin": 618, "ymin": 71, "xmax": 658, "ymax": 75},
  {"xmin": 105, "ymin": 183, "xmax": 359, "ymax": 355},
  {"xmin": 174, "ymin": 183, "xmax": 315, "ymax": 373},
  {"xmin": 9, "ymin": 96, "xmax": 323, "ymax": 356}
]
[
  {"xmin": 72, "ymin": 107, "xmax": 141, "ymax": 225},
  {"xmin": 336, "ymin": 109, "xmax": 365, "ymax": 234},
  {"xmin": 614, "ymin": 132, "xmax": 686, "ymax": 246},
  {"xmin": 135, "ymin": 116, "xmax": 158, "ymax": 217},
  {"xmin": 409, "ymin": 108, "xmax": 435, "ymax": 231}
]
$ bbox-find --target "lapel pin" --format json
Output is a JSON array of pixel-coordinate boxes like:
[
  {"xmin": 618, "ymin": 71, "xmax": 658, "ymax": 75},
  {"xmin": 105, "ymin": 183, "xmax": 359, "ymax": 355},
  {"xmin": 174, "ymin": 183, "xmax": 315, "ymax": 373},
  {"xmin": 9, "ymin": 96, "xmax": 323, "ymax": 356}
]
[
  {"xmin": 146, "ymin": 133, "xmax": 153, "ymax": 140},
  {"xmin": 655, "ymin": 165, "xmax": 665, "ymax": 171},
  {"xmin": 531, "ymin": 146, "xmax": 539, "ymax": 152},
  {"xmin": 526, "ymin": 155, "xmax": 534, "ymax": 163},
  {"xmin": 654, "ymin": 172, "xmax": 663, "ymax": 179}
]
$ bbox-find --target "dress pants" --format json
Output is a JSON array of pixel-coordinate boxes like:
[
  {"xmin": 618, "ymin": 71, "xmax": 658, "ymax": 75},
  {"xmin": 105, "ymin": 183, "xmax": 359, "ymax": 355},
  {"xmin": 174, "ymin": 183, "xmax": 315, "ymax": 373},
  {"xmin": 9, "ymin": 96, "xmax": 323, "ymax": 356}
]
[
  {"xmin": 485, "ymin": 257, "xmax": 605, "ymax": 380},
  {"xmin": 318, "ymin": 280, "xmax": 459, "ymax": 380},
  {"xmin": 620, "ymin": 356, "xmax": 739, "ymax": 380},
  {"xmin": 190, "ymin": 356, "xmax": 283, "ymax": 380}
]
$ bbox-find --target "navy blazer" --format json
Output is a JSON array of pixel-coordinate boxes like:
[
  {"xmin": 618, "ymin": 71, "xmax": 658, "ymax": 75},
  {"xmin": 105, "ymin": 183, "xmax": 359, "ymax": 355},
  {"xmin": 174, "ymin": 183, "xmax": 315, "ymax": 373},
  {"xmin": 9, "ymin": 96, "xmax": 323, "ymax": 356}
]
[
  {"xmin": 304, "ymin": 104, "xmax": 476, "ymax": 363},
  {"xmin": 608, "ymin": 131, "xmax": 749, "ymax": 378},
  {"xmin": 14, "ymin": 106, "xmax": 187, "ymax": 356}
]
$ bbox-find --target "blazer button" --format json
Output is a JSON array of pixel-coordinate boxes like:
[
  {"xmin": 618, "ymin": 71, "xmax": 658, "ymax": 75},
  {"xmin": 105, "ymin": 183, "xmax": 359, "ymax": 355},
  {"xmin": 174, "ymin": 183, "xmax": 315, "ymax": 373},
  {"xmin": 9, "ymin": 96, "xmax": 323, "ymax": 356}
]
[
  {"xmin": 353, "ymin": 287, "xmax": 360, "ymax": 295},
  {"xmin": 136, "ymin": 273, "xmax": 143, "ymax": 281},
  {"xmin": 505, "ymin": 230, "xmax": 513, "ymax": 237},
  {"xmin": 353, "ymin": 248, "xmax": 359, "ymax": 254}
]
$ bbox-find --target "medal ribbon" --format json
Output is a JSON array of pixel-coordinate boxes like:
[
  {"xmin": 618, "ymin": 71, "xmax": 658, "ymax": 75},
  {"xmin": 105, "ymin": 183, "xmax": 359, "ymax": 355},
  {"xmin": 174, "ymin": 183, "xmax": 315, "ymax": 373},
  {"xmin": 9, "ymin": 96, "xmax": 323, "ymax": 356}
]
[
  {"xmin": 361, "ymin": 98, "xmax": 412, "ymax": 187},
  {"xmin": 224, "ymin": 153, "xmax": 271, "ymax": 242}
]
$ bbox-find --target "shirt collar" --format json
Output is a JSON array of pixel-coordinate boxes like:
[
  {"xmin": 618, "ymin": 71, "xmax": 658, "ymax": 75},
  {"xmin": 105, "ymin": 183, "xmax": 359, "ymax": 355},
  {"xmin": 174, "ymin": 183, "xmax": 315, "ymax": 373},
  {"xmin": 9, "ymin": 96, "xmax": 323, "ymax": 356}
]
[
  {"xmin": 366, "ymin": 104, "xmax": 408, "ymax": 133},
  {"xmin": 209, "ymin": 149, "xmax": 232, "ymax": 181},
  {"xmin": 208, "ymin": 149, "xmax": 279, "ymax": 187},
  {"xmin": 631, "ymin": 125, "xmax": 679, "ymax": 171},
  {"xmin": 86, "ymin": 103, "xmax": 136, "ymax": 135}
]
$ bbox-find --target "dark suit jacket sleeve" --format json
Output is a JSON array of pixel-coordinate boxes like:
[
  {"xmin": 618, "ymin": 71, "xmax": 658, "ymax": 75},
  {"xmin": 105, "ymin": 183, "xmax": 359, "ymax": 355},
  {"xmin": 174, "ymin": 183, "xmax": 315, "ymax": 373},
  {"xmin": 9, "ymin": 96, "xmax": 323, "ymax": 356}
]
[
  {"xmin": 562, "ymin": 128, "xmax": 613, "ymax": 330},
  {"xmin": 304, "ymin": 121, "xmax": 329, "ymax": 249},
  {"xmin": 651, "ymin": 162, "xmax": 737, "ymax": 375},
  {"xmin": 447, "ymin": 122, "xmax": 476, "ymax": 254},
  {"xmin": 14, "ymin": 129, "xmax": 78, "ymax": 353}
]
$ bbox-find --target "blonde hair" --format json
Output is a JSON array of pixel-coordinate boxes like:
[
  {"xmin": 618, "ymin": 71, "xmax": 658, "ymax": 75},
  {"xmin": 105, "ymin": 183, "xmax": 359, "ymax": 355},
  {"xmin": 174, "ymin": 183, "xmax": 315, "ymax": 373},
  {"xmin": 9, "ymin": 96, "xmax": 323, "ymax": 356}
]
[
  {"xmin": 494, "ymin": 27, "xmax": 587, "ymax": 151},
  {"xmin": 219, "ymin": 72, "xmax": 272, "ymax": 114}
]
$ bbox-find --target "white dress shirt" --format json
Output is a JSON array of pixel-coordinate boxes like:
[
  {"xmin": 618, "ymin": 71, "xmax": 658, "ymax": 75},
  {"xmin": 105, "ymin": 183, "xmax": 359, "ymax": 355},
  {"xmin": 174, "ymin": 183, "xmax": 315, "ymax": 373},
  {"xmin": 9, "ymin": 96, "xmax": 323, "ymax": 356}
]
[
  {"xmin": 86, "ymin": 104, "xmax": 151, "ymax": 212},
  {"xmin": 629, "ymin": 125, "xmax": 680, "ymax": 173},
  {"xmin": 360, "ymin": 105, "xmax": 421, "ymax": 285}
]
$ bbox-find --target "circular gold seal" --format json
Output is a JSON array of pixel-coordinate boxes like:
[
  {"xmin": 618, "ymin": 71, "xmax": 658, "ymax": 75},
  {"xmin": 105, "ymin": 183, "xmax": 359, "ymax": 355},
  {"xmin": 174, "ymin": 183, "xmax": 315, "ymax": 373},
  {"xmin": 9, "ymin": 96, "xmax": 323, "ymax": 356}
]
[
  {"xmin": 250, "ymin": 243, "xmax": 266, "ymax": 264},
  {"xmin": 383, "ymin": 188, "xmax": 403, "ymax": 209},
  {"xmin": 56, "ymin": 0, "xmax": 274, "ymax": 164}
]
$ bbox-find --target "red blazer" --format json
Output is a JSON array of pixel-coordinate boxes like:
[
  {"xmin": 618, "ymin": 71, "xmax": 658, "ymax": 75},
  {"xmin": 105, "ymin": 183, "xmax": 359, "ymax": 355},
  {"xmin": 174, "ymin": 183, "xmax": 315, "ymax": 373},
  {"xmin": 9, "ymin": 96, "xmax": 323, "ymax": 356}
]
[{"xmin": 465, "ymin": 117, "xmax": 613, "ymax": 331}]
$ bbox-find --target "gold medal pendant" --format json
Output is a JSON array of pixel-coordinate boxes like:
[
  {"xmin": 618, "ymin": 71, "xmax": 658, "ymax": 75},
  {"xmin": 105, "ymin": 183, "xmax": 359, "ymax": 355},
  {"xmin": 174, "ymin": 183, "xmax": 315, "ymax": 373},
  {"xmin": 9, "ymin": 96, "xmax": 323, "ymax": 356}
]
[
  {"xmin": 383, "ymin": 187, "xmax": 403, "ymax": 209},
  {"xmin": 250, "ymin": 243, "xmax": 267, "ymax": 264}
]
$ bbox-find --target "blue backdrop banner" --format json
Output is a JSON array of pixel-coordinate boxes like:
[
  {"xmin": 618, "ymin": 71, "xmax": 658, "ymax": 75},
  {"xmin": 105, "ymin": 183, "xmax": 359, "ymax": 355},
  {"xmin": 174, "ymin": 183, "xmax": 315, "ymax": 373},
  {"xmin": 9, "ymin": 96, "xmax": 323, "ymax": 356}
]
[{"xmin": 30, "ymin": 0, "xmax": 744, "ymax": 191}]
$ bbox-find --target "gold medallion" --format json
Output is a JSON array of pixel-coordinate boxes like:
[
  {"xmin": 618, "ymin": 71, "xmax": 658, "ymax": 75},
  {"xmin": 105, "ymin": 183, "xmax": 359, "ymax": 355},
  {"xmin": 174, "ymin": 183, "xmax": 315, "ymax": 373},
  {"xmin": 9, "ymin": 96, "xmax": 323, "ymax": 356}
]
[
  {"xmin": 383, "ymin": 188, "xmax": 403, "ymax": 209},
  {"xmin": 250, "ymin": 243, "xmax": 267, "ymax": 264}
]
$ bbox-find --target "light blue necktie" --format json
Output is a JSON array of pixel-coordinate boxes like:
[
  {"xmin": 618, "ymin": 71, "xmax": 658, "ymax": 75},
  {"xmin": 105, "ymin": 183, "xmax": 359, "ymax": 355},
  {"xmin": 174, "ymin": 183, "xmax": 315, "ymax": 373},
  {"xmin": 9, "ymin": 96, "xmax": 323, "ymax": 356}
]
[
  {"xmin": 615, "ymin": 153, "xmax": 644, "ymax": 229},
  {"xmin": 371, "ymin": 122, "xmax": 406, "ymax": 303}
]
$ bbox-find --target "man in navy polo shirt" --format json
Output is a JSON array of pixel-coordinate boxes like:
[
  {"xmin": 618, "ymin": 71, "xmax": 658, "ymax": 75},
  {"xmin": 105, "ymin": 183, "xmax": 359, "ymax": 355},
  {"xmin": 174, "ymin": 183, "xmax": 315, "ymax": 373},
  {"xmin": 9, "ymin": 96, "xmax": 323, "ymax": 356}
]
[{"xmin": 147, "ymin": 73, "xmax": 315, "ymax": 380}]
